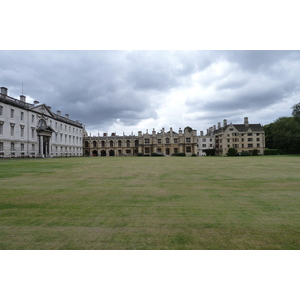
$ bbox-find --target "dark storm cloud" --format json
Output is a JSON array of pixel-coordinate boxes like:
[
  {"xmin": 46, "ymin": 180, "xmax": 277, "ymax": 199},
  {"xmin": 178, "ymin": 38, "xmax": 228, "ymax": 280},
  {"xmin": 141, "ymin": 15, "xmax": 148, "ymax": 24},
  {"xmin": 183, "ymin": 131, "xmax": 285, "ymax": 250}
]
[
  {"xmin": 1, "ymin": 50, "xmax": 300, "ymax": 132},
  {"xmin": 186, "ymin": 50, "xmax": 300, "ymax": 124}
]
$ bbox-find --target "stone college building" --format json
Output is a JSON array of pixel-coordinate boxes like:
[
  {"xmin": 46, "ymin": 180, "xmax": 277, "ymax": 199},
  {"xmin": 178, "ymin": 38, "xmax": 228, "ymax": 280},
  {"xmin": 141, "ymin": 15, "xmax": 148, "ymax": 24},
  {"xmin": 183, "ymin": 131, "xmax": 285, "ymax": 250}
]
[
  {"xmin": 0, "ymin": 87, "xmax": 84, "ymax": 158},
  {"xmin": 1, "ymin": 86, "xmax": 265, "ymax": 158}
]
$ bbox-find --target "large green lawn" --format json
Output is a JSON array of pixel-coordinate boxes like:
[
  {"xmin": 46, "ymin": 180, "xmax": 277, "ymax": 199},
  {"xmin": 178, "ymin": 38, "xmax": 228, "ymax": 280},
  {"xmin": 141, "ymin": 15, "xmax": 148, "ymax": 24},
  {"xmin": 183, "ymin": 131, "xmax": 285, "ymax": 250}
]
[{"xmin": 0, "ymin": 156, "xmax": 299, "ymax": 249}]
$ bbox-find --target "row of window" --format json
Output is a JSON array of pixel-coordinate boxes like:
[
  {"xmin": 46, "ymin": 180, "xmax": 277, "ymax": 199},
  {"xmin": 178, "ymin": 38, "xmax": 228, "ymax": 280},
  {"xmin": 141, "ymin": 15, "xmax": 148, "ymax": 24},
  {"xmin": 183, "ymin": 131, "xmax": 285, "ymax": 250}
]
[
  {"xmin": 0, "ymin": 123, "xmax": 36, "ymax": 138},
  {"xmin": 227, "ymin": 132, "xmax": 261, "ymax": 137},
  {"xmin": 226, "ymin": 138, "xmax": 260, "ymax": 142},
  {"xmin": 143, "ymin": 146, "xmax": 192, "ymax": 154},
  {"xmin": 226, "ymin": 144, "xmax": 261, "ymax": 148},
  {"xmin": 0, "ymin": 123, "xmax": 82, "ymax": 145},
  {"xmin": 0, "ymin": 142, "xmax": 82, "ymax": 153},
  {"xmin": 0, "ymin": 106, "xmax": 82, "ymax": 135},
  {"xmin": 145, "ymin": 137, "xmax": 191, "ymax": 144},
  {"xmin": 53, "ymin": 133, "xmax": 82, "ymax": 145}
]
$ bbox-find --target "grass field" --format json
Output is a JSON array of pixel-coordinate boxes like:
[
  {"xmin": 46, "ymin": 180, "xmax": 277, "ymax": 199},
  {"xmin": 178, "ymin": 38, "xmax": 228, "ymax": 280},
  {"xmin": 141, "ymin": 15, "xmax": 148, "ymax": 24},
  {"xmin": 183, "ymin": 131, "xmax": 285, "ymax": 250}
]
[{"xmin": 0, "ymin": 155, "xmax": 299, "ymax": 250}]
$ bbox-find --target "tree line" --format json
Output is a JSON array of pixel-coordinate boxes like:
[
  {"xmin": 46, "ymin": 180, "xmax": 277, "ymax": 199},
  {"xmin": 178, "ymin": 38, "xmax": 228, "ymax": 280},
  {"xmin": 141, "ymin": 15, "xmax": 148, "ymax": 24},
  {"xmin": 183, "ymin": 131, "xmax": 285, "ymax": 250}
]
[{"xmin": 263, "ymin": 103, "xmax": 300, "ymax": 154}]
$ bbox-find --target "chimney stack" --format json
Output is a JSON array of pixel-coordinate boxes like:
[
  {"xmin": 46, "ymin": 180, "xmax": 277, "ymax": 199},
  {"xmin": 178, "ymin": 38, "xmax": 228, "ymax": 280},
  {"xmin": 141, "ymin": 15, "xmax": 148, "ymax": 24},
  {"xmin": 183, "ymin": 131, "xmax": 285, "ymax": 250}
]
[
  {"xmin": 57, "ymin": 110, "xmax": 61, "ymax": 116},
  {"xmin": 65, "ymin": 114, "xmax": 69, "ymax": 119},
  {"xmin": 244, "ymin": 117, "xmax": 249, "ymax": 126},
  {"xmin": 218, "ymin": 122, "xmax": 221, "ymax": 129},
  {"xmin": 223, "ymin": 119, "xmax": 227, "ymax": 127},
  {"xmin": 34, "ymin": 100, "xmax": 39, "ymax": 105},
  {"xmin": 20, "ymin": 95, "xmax": 26, "ymax": 102},
  {"xmin": 1, "ymin": 87, "xmax": 8, "ymax": 95}
]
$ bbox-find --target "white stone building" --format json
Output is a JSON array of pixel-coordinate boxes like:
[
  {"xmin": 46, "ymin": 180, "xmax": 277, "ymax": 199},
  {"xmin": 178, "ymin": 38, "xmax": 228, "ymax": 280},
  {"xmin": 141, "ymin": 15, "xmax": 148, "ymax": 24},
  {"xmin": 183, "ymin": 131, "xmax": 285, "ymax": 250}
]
[
  {"xmin": 0, "ymin": 87, "xmax": 84, "ymax": 158},
  {"xmin": 197, "ymin": 129, "xmax": 215, "ymax": 156}
]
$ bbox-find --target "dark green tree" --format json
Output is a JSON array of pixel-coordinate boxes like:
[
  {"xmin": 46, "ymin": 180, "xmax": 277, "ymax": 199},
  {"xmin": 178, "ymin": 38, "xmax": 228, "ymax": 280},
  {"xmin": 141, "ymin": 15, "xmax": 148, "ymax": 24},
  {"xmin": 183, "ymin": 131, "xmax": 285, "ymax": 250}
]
[
  {"xmin": 184, "ymin": 126, "xmax": 193, "ymax": 133},
  {"xmin": 291, "ymin": 103, "xmax": 300, "ymax": 119},
  {"xmin": 264, "ymin": 117, "xmax": 300, "ymax": 154}
]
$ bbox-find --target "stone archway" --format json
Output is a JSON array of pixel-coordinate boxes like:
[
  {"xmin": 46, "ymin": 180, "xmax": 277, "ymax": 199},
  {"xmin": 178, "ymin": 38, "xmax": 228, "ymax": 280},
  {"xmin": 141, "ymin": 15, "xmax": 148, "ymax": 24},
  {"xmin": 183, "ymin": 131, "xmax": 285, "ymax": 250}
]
[
  {"xmin": 92, "ymin": 150, "xmax": 98, "ymax": 156},
  {"xmin": 109, "ymin": 150, "xmax": 115, "ymax": 156},
  {"xmin": 100, "ymin": 150, "xmax": 106, "ymax": 156}
]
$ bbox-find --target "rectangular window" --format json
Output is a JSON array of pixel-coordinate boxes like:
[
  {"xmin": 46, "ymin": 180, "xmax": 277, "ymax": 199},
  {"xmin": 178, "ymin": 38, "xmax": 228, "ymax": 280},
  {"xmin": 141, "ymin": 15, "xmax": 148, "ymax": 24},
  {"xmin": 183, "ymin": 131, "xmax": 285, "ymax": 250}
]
[
  {"xmin": 247, "ymin": 133, "xmax": 253, "ymax": 136},
  {"xmin": 174, "ymin": 148, "xmax": 178, "ymax": 154},
  {"xmin": 145, "ymin": 138, "xmax": 150, "ymax": 144},
  {"xmin": 0, "ymin": 142, "xmax": 3, "ymax": 151},
  {"xmin": 21, "ymin": 111, "xmax": 24, "ymax": 121},
  {"xmin": 0, "ymin": 123, "xmax": 3, "ymax": 135},
  {"xmin": 257, "ymin": 143, "xmax": 260, "ymax": 148},
  {"xmin": 20, "ymin": 126, "xmax": 24, "ymax": 138},
  {"xmin": 256, "ymin": 138, "xmax": 260, "ymax": 141},
  {"xmin": 11, "ymin": 142, "xmax": 15, "ymax": 151},
  {"xmin": 21, "ymin": 143, "xmax": 25, "ymax": 151},
  {"xmin": 186, "ymin": 138, "xmax": 191, "ymax": 143},
  {"xmin": 202, "ymin": 138, "xmax": 206, "ymax": 142},
  {"xmin": 248, "ymin": 138, "xmax": 253, "ymax": 142},
  {"xmin": 32, "ymin": 115, "xmax": 35, "ymax": 123},
  {"xmin": 174, "ymin": 138, "xmax": 178, "ymax": 143},
  {"xmin": 202, "ymin": 144, "xmax": 207, "ymax": 148},
  {"xmin": 145, "ymin": 147, "xmax": 150, "ymax": 154},
  {"xmin": 31, "ymin": 128, "xmax": 35, "ymax": 139},
  {"xmin": 248, "ymin": 144, "xmax": 253, "ymax": 148},
  {"xmin": 158, "ymin": 139, "xmax": 161, "ymax": 144},
  {"xmin": 11, "ymin": 109, "xmax": 14, "ymax": 118},
  {"xmin": 0, "ymin": 105, "xmax": 3, "ymax": 115},
  {"xmin": 186, "ymin": 146, "xmax": 191, "ymax": 153},
  {"xmin": 32, "ymin": 144, "xmax": 35, "ymax": 151},
  {"xmin": 10, "ymin": 124, "xmax": 14, "ymax": 136}
]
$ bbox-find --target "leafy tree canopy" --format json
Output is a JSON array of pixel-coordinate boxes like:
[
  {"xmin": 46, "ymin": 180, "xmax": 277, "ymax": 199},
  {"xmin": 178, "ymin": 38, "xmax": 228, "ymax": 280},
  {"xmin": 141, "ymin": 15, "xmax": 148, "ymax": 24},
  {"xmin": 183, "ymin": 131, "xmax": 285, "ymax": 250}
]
[
  {"xmin": 184, "ymin": 126, "xmax": 193, "ymax": 133},
  {"xmin": 291, "ymin": 103, "xmax": 300, "ymax": 118},
  {"xmin": 264, "ymin": 117, "xmax": 300, "ymax": 154}
]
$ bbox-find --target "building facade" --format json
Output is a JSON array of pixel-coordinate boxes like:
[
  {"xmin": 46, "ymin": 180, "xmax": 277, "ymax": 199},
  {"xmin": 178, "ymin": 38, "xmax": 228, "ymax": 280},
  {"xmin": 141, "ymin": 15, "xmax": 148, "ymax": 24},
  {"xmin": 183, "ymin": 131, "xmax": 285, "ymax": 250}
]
[
  {"xmin": 0, "ymin": 87, "xmax": 84, "ymax": 158},
  {"xmin": 197, "ymin": 130, "xmax": 215, "ymax": 156},
  {"xmin": 83, "ymin": 127, "xmax": 198, "ymax": 156},
  {"xmin": 212, "ymin": 117, "xmax": 265, "ymax": 155}
]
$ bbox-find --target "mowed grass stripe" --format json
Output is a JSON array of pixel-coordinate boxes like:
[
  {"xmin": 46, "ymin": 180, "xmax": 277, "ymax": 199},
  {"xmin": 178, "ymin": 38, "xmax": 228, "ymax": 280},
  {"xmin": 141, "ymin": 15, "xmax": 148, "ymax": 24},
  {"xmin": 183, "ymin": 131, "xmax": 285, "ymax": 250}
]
[{"xmin": 0, "ymin": 156, "xmax": 299, "ymax": 249}]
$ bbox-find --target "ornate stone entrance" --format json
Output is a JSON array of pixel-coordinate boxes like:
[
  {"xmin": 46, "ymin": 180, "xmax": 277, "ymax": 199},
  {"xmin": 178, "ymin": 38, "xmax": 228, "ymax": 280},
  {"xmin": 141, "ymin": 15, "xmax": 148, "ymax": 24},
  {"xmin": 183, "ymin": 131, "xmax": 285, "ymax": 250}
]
[{"xmin": 37, "ymin": 120, "xmax": 54, "ymax": 158}]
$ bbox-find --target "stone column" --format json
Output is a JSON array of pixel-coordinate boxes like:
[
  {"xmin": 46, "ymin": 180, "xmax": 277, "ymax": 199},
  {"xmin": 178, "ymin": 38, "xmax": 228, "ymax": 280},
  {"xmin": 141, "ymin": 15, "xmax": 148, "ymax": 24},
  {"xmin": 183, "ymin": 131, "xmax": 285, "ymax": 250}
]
[{"xmin": 41, "ymin": 136, "xmax": 44, "ymax": 157}]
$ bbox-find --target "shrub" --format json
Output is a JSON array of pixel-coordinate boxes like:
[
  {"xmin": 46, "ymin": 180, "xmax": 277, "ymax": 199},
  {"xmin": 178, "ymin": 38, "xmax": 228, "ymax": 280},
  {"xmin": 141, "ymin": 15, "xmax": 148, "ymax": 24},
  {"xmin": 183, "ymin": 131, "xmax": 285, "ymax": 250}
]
[
  {"xmin": 264, "ymin": 149, "xmax": 281, "ymax": 155},
  {"xmin": 227, "ymin": 148, "xmax": 238, "ymax": 156},
  {"xmin": 252, "ymin": 149, "xmax": 259, "ymax": 156},
  {"xmin": 151, "ymin": 153, "xmax": 164, "ymax": 157},
  {"xmin": 241, "ymin": 151, "xmax": 251, "ymax": 156},
  {"xmin": 172, "ymin": 153, "xmax": 186, "ymax": 156}
]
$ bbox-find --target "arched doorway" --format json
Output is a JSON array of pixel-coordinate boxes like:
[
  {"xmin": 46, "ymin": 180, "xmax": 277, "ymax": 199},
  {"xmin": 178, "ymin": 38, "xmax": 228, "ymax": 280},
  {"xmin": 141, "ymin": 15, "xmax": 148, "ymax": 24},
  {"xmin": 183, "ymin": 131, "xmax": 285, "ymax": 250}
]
[
  {"xmin": 92, "ymin": 150, "xmax": 98, "ymax": 156},
  {"xmin": 109, "ymin": 150, "xmax": 115, "ymax": 156},
  {"xmin": 100, "ymin": 150, "xmax": 106, "ymax": 156}
]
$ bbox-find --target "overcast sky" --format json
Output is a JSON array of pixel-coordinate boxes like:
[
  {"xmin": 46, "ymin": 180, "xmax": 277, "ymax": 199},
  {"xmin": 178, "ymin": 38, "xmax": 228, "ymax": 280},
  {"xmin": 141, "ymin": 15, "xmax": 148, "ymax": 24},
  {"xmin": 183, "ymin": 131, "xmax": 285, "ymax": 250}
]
[{"xmin": 1, "ymin": 50, "xmax": 300, "ymax": 135}]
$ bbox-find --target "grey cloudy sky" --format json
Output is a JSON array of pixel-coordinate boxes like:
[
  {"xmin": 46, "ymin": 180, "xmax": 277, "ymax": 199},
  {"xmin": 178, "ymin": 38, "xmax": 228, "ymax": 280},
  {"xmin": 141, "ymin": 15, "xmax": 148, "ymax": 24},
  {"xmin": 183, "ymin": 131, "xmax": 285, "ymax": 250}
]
[{"xmin": 1, "ymin": 50, "xmax": 300, "ymax": 135}]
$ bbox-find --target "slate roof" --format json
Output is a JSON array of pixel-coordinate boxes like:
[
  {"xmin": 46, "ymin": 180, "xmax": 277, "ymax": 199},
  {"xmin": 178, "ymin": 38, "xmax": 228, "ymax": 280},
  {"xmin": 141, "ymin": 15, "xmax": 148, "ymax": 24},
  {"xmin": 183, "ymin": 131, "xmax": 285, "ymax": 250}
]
[{"xmin": 213, "ymin": 123, "xmax": 264, "ymax": 135}]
